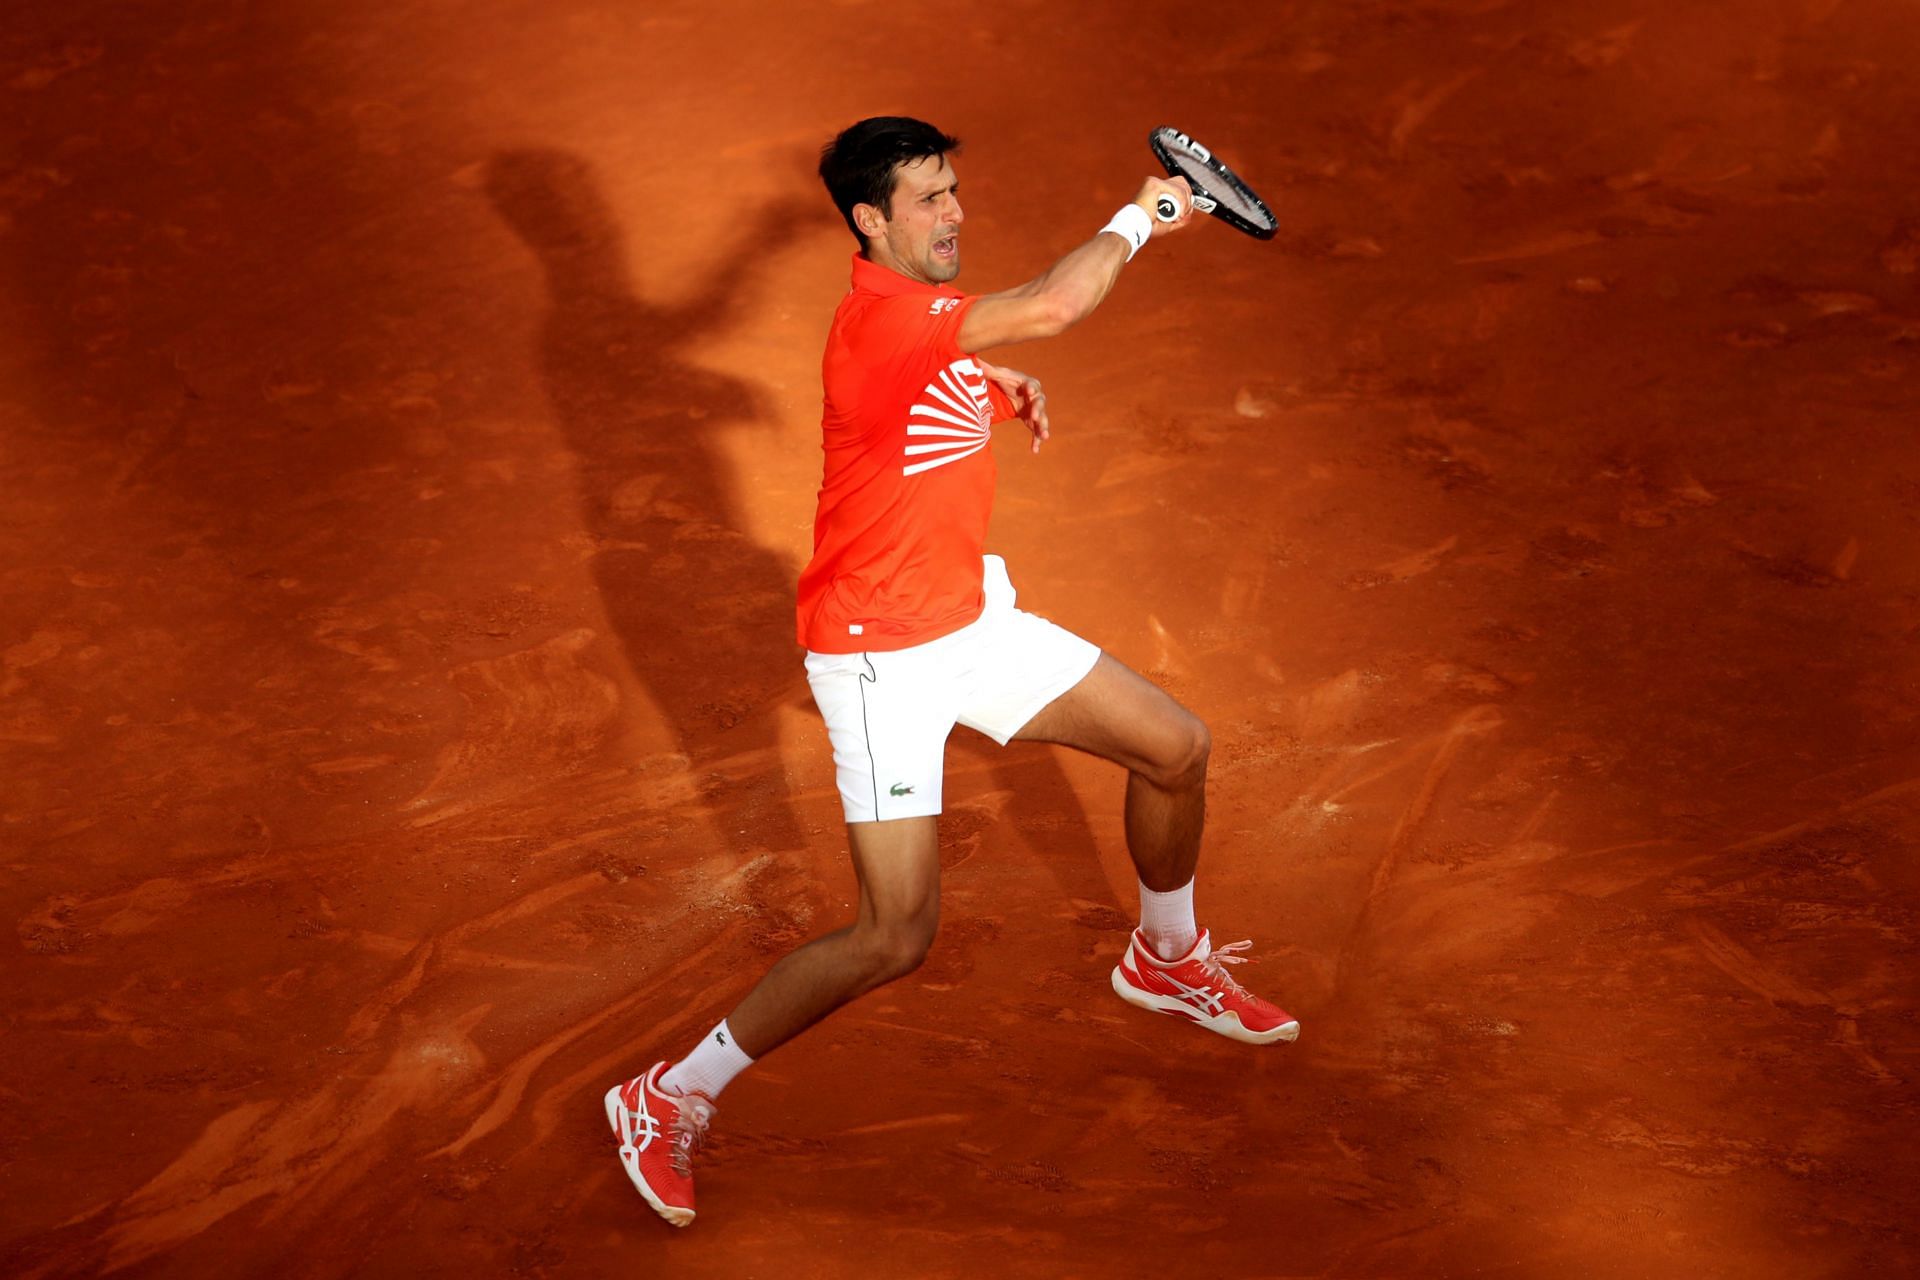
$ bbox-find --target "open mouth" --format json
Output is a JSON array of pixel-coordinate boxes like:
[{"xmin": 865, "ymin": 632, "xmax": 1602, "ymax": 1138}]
[{"xmin": 932, "ymin": 234, "xmax": 958, "ymax": 259}]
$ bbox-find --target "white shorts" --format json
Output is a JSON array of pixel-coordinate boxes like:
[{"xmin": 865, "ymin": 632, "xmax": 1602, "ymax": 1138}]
[{"xmin": 804, "ymin": 555, "xmax": 1101, "ymax": 823}]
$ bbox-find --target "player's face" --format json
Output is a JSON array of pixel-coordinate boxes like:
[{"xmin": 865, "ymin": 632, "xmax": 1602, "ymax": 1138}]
[{"xmin": 878, "ymin": 154, "xmax": 963, "ymax": 284}]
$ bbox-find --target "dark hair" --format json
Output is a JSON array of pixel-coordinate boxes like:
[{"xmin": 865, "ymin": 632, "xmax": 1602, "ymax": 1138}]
[{"xmin": 818, "ymin": 117, "xmax": 961, "ymax": 249}]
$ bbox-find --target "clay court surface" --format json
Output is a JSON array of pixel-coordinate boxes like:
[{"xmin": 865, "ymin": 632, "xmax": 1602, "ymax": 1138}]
[{"xmin": 5, "ymin": 1, "xmax": 1920, "ymax": 1275}]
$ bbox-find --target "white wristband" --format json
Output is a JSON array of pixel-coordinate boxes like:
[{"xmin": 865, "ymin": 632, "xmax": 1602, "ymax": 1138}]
[{"xmin": 1100, "ymin": 203, "xmax": 1152, "ymax": 261}]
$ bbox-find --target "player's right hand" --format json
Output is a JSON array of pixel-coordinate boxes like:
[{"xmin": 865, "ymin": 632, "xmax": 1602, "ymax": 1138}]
[{"xmin": 1133, "ymin": 175, "xmax": 1195, "ymax": 236}]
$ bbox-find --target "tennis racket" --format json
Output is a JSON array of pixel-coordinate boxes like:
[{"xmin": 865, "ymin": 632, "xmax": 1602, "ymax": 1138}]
[{"xmin": 1148, "ymin": 126, "xmax": 1277, "ymax": 240}]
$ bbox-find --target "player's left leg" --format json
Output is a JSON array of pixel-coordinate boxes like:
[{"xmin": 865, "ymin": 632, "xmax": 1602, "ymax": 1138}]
[
  {"xmin": 1014, "ymin": 653, "xmax": 1209, "ymax": 894},
  {"xmin": 1014, "ymin": 653, "xmax": 1299, "ymax": 1044}
]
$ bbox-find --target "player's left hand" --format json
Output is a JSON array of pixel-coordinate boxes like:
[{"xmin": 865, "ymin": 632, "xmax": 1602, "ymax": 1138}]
[{"xmin": 979, "ymin": 360, "xmax": 1049, "ymax": 453}]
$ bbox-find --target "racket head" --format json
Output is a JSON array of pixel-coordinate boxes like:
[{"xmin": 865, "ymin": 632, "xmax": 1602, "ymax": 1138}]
[{"xmin": 1149, "ymin": 126, "xmax": 1277, "ymax": 240}]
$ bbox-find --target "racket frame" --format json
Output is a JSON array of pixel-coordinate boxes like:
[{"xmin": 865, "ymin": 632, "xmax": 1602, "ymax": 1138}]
[{"xmin": 1149, "ymin": 127, "xmax": 1276, "ymax": 240}]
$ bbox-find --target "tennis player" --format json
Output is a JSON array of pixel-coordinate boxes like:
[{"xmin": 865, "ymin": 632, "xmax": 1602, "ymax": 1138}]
[{"xmin": 604, "ymin": 116, "xmax": 1298, "ymax": 1227}]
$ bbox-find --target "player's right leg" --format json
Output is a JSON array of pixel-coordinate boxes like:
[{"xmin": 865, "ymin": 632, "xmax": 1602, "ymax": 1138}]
[
  {"xmin": 727, "ymin": 815, "xmax": 941, "ymax": 1054},
  {"xmin": 604, "ymin": 816, "xmax": 940, "ymax": 1227},
  {"xmin": 606, "ymin": 638, "xmax": 958, "ymax": 1227}
]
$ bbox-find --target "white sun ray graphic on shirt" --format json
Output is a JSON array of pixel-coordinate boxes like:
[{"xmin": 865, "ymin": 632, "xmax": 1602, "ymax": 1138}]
[{"xmin": 903, "ymin": 358, "xmax": 992, "ymax": 476}]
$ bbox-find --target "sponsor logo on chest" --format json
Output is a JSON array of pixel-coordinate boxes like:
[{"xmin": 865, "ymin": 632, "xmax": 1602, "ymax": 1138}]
[{"xmin": 904, "ymin": 358, "xmax": 992, "ymax": 477}]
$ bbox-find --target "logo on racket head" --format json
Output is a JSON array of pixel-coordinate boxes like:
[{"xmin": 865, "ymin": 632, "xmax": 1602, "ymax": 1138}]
[{"xmin": 1167, "ymin": 132, "xmax": 1213, "ymax": 164}]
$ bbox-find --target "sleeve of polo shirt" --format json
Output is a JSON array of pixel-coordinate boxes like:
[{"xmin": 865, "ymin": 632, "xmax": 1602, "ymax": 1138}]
[
  {"xmin": 883, "ymin": 295, "xmax": 1020, "ymax": 422},
  {"xmin": 858, "ymin": 292, "xmax": 1026, "ymax": 426},
  {"xmin": 864, "ymin": 292, "xmax": 976, "ymax": 379}
]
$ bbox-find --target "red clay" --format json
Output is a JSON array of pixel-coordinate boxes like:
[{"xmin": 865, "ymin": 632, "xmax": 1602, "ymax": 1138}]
[{"xmin": 4, "ymin": 2, "xmax": 1919, "ymax": 1277}]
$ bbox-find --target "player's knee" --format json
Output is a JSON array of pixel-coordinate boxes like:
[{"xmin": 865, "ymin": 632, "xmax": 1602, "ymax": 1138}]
[
  {"xmin": 1146, "ymin": 712, "xmax": 1210, "ymax": 790},
  {"xmin": 864, "ymin": 913, "xmax": 937, "ymax": 983}
]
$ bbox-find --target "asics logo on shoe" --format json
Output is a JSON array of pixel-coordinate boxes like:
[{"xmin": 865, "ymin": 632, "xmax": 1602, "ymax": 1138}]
[
  {"xmin": 889, "ymin": 783, "xmax": 914, "ymax": 796},
  {"xmin": 617, "ymin": 1084, "xmax": 662, "ymax": 1150},
  {"xmin": 1159, "ymin": 974, "xmax": 1228, "ymax": 1017},
  {"xmin": 1125, "ymin": 946, "xmax": 1228, "ymax": 1016}
]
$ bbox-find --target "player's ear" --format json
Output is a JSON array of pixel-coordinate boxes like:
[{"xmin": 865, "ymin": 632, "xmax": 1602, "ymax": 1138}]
[{"xmin": 853, "ymin": 202, "xmax": 886, "ymax": 239}]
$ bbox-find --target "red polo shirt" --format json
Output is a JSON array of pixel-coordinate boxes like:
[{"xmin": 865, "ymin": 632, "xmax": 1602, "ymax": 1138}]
[{"xmin": 797, "ymin": 254, "xmax": 1014, "ymax": 653}]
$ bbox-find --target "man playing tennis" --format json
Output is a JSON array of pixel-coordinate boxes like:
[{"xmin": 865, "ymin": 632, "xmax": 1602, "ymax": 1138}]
[{"xmin": 604, "ymin": 116, "xmax": 1297, "ymax": 1227}]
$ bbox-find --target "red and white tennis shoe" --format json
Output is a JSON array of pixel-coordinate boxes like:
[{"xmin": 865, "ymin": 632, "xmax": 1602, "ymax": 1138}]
[
  {"xmin": 603, "ymin": 1061, "xmax": 716, "ymax": 1227},
  {"xmin": 1111, "ymin": 928, "xmax": 1299, "ymax": 1044}
]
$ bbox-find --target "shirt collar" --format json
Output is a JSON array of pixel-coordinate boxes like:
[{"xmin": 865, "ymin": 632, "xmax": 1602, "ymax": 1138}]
[{"xmin": 849, "ymin": 252, "xmax": 962, "ymax": 299}]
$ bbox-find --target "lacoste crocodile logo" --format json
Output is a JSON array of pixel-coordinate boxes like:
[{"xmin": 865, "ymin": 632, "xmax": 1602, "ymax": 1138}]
[{"xmin": 889, "ymin": 783, "xmax": 915, "ymax": 797}]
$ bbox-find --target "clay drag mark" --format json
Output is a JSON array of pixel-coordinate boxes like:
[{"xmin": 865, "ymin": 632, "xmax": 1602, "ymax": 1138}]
[
  {"xmin": 1331, "ymin": 702, "xmax": 1505, "ymax": 984},
  {"xmin": 6, "ymin": 0, "xmax": 1920, "ymax": 1277},
  {"xmin": 1685, "ymin": 918, "xmax": 1897, "ymax": 1086}
]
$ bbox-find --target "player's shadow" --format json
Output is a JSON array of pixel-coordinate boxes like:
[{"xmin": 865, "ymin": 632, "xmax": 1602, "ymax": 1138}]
[
  {"xmin": 955, "ymin": 733, "xmax": 1129, "ymax": 919},
  {"xmin": 484, "ymin": 148, "xmax": 808, "ymax": 858}
]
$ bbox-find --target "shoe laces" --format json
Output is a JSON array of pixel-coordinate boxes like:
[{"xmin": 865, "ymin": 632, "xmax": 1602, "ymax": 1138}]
[
  {"xmin": 1200, "ymin": 938, "xmax": 1255, "ymax": 995},
  {"xmin": 668, "ymin": 1094, "xmax": 715, "ymax": 1178}
]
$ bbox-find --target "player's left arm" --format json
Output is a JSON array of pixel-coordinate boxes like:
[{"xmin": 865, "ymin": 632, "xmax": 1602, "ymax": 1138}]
[{"xmin": 977, "ymin": 360, "xmax": 1049, "ymax": 453}]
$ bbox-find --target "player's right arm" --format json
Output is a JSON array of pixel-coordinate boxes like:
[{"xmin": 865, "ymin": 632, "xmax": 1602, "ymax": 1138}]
[{"xmin": 956, "ymin": 175, "xmax": 1193, "ymax": 353}]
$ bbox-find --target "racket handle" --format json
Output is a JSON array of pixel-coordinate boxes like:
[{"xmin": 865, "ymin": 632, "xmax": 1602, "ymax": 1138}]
[{"xmin": 1154, "ymin": 194, "xmax": 1180, "ymax": 222}]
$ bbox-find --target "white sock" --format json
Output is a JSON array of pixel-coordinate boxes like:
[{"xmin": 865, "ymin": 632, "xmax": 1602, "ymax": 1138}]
[
  {"xmin": 659, "ymin": 1019, "xmax": 754, "ymax": 1099},
  {"xmin": 1138, "ymin": 878, "xmax": 1198, "ymax": 961}
]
